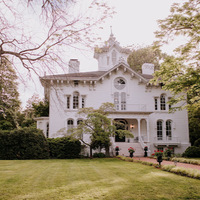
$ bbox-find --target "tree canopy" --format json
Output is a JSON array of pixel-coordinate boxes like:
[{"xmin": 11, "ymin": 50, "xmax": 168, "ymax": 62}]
[
  {"xmin": 70, "ymin": 103, "xmax": 133, "ymax": 157},
  {"xmin": 0, "ymin": 57, "xmax": 21, "ymax": 130},
  {"xmin": 127, "ymin": 45, "xmax": 164, "ymax": 72},
  {"xmin": 151, "ymin": 0, "xmax": 200, "ymax": 111},
  {"xmin": 0, "ymin": 0, "xmax": 113, "ymax": 77}
]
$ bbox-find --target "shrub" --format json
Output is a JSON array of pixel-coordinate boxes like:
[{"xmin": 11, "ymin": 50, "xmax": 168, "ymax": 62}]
[
  {"xmin": 194, "ymin": 138, "xmax": 200, "ymax": 147},
  {"xmin": 93, "ymin": 152, "xmax": 106, "ymax": 158},
  {"xmin": 171, "ymin": 157, "xmax": 200, "ymax": 165},
  {"xmin": 182, "ymin": 146, "xmax": 200, "ymax": 158},
  {"xmin": 48, "ymin": 137, "xmax": 81, "ymax": 159},
  {"xmin": 0, "ymin": 127, "xmax": 49, "ymax": 159}
]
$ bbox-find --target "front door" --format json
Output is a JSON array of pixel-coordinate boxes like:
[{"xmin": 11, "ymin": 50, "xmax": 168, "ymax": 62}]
[{"xmin": 115, "ymin": 119, "xmax": 128, "ymax": 142}]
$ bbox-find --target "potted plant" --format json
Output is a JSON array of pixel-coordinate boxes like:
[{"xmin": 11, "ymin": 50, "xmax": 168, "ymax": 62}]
[
  {"xmin": 115, "ymin": 146, "xmax": 119, "ymax": 156},
  {"xmin": 144, "ymin": 146, "xmax": 148, "ymax": 157},
  {"xmin": 154, "ymin": 150, "xmax": 163, "ymax": 166},
  {"xmin": 128, "ymin": 147, "xmax": 135, "ymax": 158},
  {"xmin": 164, "ymin": 147, "xmax": 173, "ymax": 160}
]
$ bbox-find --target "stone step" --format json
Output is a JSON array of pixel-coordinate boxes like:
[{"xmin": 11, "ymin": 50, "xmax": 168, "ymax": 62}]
[{"xmin": 114, "ymin": 142, "xmax": 144, "ymax": 157}]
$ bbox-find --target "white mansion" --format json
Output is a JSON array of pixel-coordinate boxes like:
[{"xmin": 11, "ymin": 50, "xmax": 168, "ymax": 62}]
[{"xmin": 36, "ymin": 33, "xmax": 190, "ymax": 156}]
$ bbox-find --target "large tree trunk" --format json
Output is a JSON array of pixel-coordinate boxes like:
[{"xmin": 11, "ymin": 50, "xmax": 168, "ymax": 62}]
[
  {"xmin": 105, "ymin": 146, "xmax": 110, "ymax": 157},
  {"xmin": 90, "ymin": 146, "xmax": 93, "ymax": 158}
]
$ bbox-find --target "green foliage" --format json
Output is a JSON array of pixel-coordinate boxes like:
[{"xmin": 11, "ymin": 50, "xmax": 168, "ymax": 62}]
[
  {"xmin": 32, "ymin": 100, "xmax": 49, "ymax": 117},
  {"xmin": 47, "ymin": 137, "xmax": 81, "ymax": 159},
  {"xmin": 127, "ymin": 45, "xmax": 164, "ymax": 72},
  {"xmin": 153, "ymin": 0, "xmax": 200, "ymax": 111},
  {"xmin": 188, "ymin": 106, "xmax": 200, "ymax": 145},
  {"xmin": 194, "ymin": 138, "xmax": 200, "ymax": 147},
  {"xmin": 0, "ymin": 57, "xmax": 21, "ymax": 130},
  {"xmin": 72, "ymin": 103, "xmax": 133, "ymax": 157},
  {"xmin": 93, "ymin": 152, "xmax": 106, "ymax": 158},
  {"xmin": 182, "ymin": 146, "xmax": 200, "ymax": 158},
  {"xmin": 0, "ymin": 127, "xmax": 49, "ymax": 159}
]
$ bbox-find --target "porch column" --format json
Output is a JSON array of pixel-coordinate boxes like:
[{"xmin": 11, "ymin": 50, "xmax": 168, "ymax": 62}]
[
  {"xmin": 138, "ymin": 118, "xmax": 141, "ymax": 142},
  {"xmin": 146, "ymin": 118, "xmax": 150, "ymax": 142}
]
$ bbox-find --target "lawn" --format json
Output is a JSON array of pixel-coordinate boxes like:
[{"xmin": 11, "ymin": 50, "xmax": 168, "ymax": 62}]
[{"xmin": 0, "ymin": 158, "xmax": 200, "ymax": 200}]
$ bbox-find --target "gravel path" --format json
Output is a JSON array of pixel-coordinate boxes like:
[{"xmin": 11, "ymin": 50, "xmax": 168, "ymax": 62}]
[{"xmin": 132, "ymin": 157, "xmax": 200, "ymax": 171}]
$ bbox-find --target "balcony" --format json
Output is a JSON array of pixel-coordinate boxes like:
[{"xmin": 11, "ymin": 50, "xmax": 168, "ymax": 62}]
[
  {"xmin": 115, "ymin": 104, "xmax": 147, "ymax": 112},
  {"xmin": 153, "ymin": 136, "xmax": 180, "ymax": 146}
]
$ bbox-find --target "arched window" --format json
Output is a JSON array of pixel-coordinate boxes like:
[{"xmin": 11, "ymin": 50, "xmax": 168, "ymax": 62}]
[
  {"xmin": 166, "ymin": 120, "xmax": 172, "ymax": 140},
  {"xmin": 73, "ymin": 92, "xmax": 79, "ymax": 109},
  {"xmin": 67, "ymin": 119, "xmax": 74, "ymax": 130},
  {"xmin": 157, "ymin": 120, "xmax": 163, "ymax": 140},
  {"xmin": 112, "ymin": 50, "xmax": 117, "ymax": 65},
  {"xmin": 121, "ymin": 92, "xmax": 126, "ymax": 110},
  {"xmin": 114, "ymin": 92, "xmax": 119, "ymax": 110},
  {"xmin": 77, "ymin": 119, "xmax": 83, "ymax": 125},
  {"xmin": 160, "ymin": 94, "xmax": 166, "ymax": 110}
]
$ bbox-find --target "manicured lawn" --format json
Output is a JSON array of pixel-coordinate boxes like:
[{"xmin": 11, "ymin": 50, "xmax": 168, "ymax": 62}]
[{"xmin": 0, "ymin": 158, "xmax": 200, "ymax": 200}]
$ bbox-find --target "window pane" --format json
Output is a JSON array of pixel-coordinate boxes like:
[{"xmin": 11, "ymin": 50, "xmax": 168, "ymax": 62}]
[
  {"xmin": 157, "ymin": 120, "xmax": 163, "ymax": 140},
  {"xmin": 166, "ymin": 120, "xmax": 172, "ymax": 140},
  {"xmin": 121, "ymin": 92, "xmax": 126, "ymax": 110},
  {"xmin": 73, "ymin": 92, "xmax": 79, "ymax": 109},
  {"xmin": 160, "ymin": 95, "xmax": 166, "ymax": 110}
]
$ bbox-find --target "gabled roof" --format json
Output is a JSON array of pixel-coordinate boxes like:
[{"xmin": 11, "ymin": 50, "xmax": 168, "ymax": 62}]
[{"xmin": 40, "ymin": 62, "xmax": 153, "ymax": 83}]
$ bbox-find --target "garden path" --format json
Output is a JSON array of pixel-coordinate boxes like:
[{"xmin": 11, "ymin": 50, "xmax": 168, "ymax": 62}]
[{"xmin": 132, "ymin": 157, "xmax": 200, "ymax": 171}]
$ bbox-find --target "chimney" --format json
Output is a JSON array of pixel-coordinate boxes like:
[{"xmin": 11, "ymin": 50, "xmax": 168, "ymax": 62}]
[
  {"xmin": 68, "ymin": 59, "xmax": 80, "ymax": 73},
  {"xmin": 142, "ymin": 63, "xmax": 154, "ymax": 75}
]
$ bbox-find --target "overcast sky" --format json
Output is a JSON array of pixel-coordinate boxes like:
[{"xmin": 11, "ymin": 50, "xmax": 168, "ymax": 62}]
[{"xmin": 19, "ymin": 0, "xmax": 185, "ymax": 108}]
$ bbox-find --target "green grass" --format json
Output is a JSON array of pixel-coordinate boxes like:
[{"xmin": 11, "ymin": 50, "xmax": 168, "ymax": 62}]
[{"xmin": 0, "ymin": 158, "xmax": 200, "ymax": 200}]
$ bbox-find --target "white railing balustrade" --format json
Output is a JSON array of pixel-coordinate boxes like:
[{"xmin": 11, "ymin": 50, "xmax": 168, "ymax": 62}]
[{"xmin": 154, "ymin": 136, "xmax": 180, "ymax": 144}]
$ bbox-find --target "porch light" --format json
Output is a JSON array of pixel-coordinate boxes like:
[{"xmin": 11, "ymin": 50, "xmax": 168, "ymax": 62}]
[{"xmin": 130, "ymin": 124, "xmax": 134, "ymax": 129}]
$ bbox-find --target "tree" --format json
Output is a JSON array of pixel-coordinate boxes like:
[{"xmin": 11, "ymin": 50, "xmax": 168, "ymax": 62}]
[
  {"xmin": 127, "ymin": 45, "xmax": 165, "ymax": 72},
  {"xmin": 152, "ymin": 0, "xmax": 200, "ymax": 111},
  {"xmin": 0, "ymin": 57, "xmax": 21, "ymax": 130},
  {"xmin": 0, "ymin": 0, "xmax": 113, "ymax": 77},
  {"xmin": 152, "ymin": 0, "xmax": 200, "ymax": 144},
  {"xmin": 70, "ymin": 103, "xmax": 133, "ymax": 157}
]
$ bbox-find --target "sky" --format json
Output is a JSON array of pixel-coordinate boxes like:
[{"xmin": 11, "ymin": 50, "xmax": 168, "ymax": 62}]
[{"xmin": 19, "ymin": 0, "xmax": 184, "ymax": 108}]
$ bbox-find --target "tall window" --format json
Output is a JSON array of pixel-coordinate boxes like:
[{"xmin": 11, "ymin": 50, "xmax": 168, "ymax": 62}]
[
  {"xmin": 166, "ymin": 120, "xmax": 172, "ymax": 140},
  {"xmin": 112, "ymin": 50, "xmax": 117, "ymax": 65},
  {"xmin": 114, "ymin": 92, "xmax": 119, "ymax": 110},
  {"xmin": 46, "ymin": 122, "xmax": 49, "ymax": 138},
  {"xmin": 160, "ymin": 94, "xmax": 166, "ymax": 110},
  {"xmin": 66, "ymin": 96, "xmax": 70, "ymax": 109},
  {"xmin": 81, "ymin": 96, "xmax": 85, "ymax": 108},
  {"xmin": 157, "ymin": 120, "xmax": 163, "ymax": 140},
  {"xmin": 154, "ymin": 98, "xmax": 158, "ymax": 110},
  {"xmin": 67, "ymin": 119, "xmax": 74, "ymax": 130},
  {"xmin": 121, "ymin": 92, "xmax": 126, "ymax": 110},
  {"xmin": 77, "ymin": 119, "xmax": 83, "ymax": 125},
  {"xmin": 73, "ymin": 92, "xmax": 79, "ymax": 109},
  {"xmin": 168, "ymin": 97, "xmax": 172, "ymax": 110}
]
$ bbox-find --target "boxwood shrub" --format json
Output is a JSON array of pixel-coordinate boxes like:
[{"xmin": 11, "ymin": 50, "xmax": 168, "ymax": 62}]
[
  {"xmin": 48, "ymin": 137, "xmax": 81, "ymax": 159},
  {"xmin": 0, "ymin": 127, "xmax": 49, "ymax": 159},
  {"xmin": 182, "ymin": 146, "xmax": 200, "ymax": 158}
]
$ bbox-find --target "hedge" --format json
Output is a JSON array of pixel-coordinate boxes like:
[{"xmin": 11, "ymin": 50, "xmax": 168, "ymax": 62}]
[
  {"xmin": 0, "ymin": 127, "xmax": 49, "ymax": 159},
  {"xmin": 182, "ymin": 146, "xmax": 200, "ymax": 158},
  {"xmin": 48, "ymin": 137, "xmax": 81, "ymax": 159}
]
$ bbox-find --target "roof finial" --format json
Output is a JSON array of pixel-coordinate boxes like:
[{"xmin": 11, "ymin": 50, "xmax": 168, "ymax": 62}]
[{"xmin": 110, "ymin": 26, "xmax": 113, "ymax": 36}]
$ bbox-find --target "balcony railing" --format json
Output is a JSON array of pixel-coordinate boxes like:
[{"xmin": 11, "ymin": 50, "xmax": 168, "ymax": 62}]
[
  {"xmin": 154, "ymin": 136, "xmax": 180, "ymax": 145},
  {"xmin": 115, "ymin": 104, "xmax": 147, "ymax": 112}
]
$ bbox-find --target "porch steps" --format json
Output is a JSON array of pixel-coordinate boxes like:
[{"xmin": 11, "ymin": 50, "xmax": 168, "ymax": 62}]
[{"xmin": 115, "ymin": 142, "xmax": 144, "ymax": 157}]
